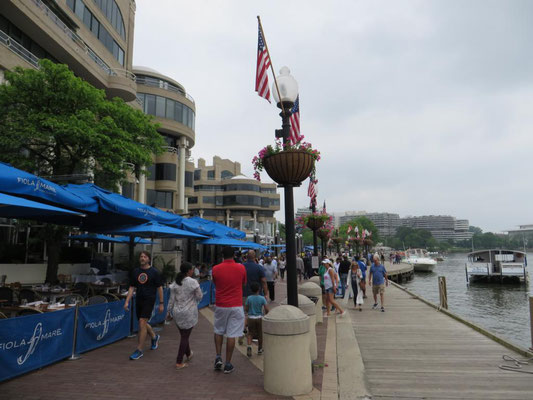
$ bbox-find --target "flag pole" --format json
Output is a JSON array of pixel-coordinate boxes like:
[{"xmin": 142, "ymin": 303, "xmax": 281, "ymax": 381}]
[{"xmin": 257, "ymin": 16, "xmax": 286, "ymax": 116}]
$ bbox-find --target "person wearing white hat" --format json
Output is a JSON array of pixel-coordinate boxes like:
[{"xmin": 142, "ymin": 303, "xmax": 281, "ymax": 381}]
[{"xmin": 322, "ymin": 259, "xmax": 345, "ymax": 317}]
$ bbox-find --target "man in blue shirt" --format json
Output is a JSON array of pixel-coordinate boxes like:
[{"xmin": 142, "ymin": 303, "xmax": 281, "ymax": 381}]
[
  {"xmin": 356, "ymin": 256, "xmax": 368, "ymax": 298},
  {"xmin": 369, "ymin": 255, "xmax": 388, "ymax": 312}
]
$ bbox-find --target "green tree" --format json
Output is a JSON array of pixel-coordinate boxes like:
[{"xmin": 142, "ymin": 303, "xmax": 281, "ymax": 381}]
[
  {"xmin": 0, "ymin": 60, "xmax": 165, "ymax": 282},
  {"xmin": 0, "ymin": 59, "xmax": 164, "ymax": 189},
  {"xmin": 338, "ymin": 217, "xmax": 380, "ymax": 243}
]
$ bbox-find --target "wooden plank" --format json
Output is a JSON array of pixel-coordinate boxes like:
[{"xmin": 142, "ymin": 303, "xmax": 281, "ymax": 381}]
[{"xmin": 350, "ymin": 284, "xmax": 533, "ymax": 399}]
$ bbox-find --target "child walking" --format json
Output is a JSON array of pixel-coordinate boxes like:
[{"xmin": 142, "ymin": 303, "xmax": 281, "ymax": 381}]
[{"xmin": 244, "ymin": 282, "xmax": 269, "ymax": 357}]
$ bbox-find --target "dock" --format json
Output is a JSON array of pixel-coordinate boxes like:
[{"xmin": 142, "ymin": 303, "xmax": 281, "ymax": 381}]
[
  {"xmin": 347, "ymin": 284, "xmax": 533, "ymax": 399},
  {"xmin": 384, "ymin": 261, "xmax": 413, "ymax": 283}
]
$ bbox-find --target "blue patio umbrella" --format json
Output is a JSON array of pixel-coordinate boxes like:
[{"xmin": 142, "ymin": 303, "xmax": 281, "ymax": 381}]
[
  {"xmin": 180, "ymin": 216, "xmax": 246, "ymax": 239},
  {"xmin": 199, "ymin": 237, "xmax": 267, "ymax": 250},
  {"xmin": 0, "ymin": 192, "xmax": 85, "ymax": 220},
  {"xmin": 69, "ymin": 233, "xmax": 154, "ymax": 245},
  {"xmin": 103, "ymin": 221, "xmax": 208, "ymax": 261}
]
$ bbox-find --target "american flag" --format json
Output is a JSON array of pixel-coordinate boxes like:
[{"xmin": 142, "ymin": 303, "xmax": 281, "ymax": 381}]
[
  {"xmin": 307, "ymin": 174, "xmax": 317, "ymax": 204},
  {"xmin": 289, "ymin": 96, "xmax": 301, "ymax": 144},
  {"xmin": 255, "ymin": 24, "xmax": 271, "ymax": 102}
]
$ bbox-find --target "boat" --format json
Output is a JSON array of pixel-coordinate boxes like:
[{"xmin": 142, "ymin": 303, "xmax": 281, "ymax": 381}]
[
  {"xmin": 428, "ymin": 251, "xmax": 446, "ymax": 262},
  {"xmin": 465, "ymin": 249, "xmax": 528, "ymax": 286},
  {"xmin": 404, "ymin": 249, "xmax": 437, "ymax": 272}
]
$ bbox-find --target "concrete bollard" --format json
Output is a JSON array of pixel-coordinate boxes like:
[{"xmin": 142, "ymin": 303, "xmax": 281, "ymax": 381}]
[
  {"xmin": 263, "ymin": 305, "xmax": 312, "ymax": 396},
  {"xmin": 282, "ymin": 294, "xmax": 317, "ymax": 360},
  {"xmin": 299, "ymin": 281, "xmax": 323, "ymax": 324},
  {"xmin": 309, "ymin": 276, "xmax": 321, "ymax": 286}
]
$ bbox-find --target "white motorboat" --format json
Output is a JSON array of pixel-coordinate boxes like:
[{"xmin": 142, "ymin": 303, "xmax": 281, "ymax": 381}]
[
  {"xmin": 404, "ymin": 249, "xmax": 437, "ymax": 272},
  {"xmin": 466, "ymin": 249, "xmax": 528, "ymax": 286}
]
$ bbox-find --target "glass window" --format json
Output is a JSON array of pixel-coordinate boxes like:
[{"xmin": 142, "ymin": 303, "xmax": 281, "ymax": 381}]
[
  {"xmin": 146, "ymin": 164, "xmax": 155, "ymax": 181},
  {"xmin": 83, "ymin": 7, "xmax": 92, "ymax": 28},
  {"xmin": 155, "ymin": 163, "xmax": 176, "ymax": 181},
  {"xmin": 184, "ymin": 171, "xmax": 193, "ymax": 188},
  {"xmin": 261, "ymin": 198, "xmax": 270, "ymax": 207},
  {"xmin": 221, "ymin": 170, "xmax": 234, "ymax": 179},
  {"xmin": 225, "ymin": 184, "xmax": 260, "ymax": 192},
  {"xmin": 182, "ymin": 105, "xmax": 188, "ymax": 127},
  {"xmin": 188, "ymin": 197, "xmax": 198, "ymax": 204},
  {"xmin": 144, "ymin": 94, "xmax": 155, "ymax": 115},
  {"xmin": 174, "ymin": 102, "xmax": 183, "ymax": 123},
  {"xmin": 75, "ymin": 0, "xmax": 85, "ymax": 19},
  {"xmin": 194, "ymin": 170, "xmax": 201, "ymax": 181},
  {"xmin": 91, "ymin": 15, "xmax": 99, "ymax": 36},
  {"xmin": 203, "ymin": 196, "xmax": 215, "ymax": 204},
  {"xmin": 166, "ymin": 99, "xmax": 174, "ymax": 120},
  {"xmin": 122, "ymin": 182, "xmax": 134, "ymax": 199},
  {"xmin": 147, "ymin": 190, "xmax": 173, "ymax": 209},
  {"xmin": 66, "ymin": 0, "xmax": 75, "ymax": 12},
  {"xmin": 156, "ymin": 96, "xmax": 166, "ymax": 118},
  {"xmin": 207, "ymin": 170, "xmax": 215, "ymax": 180},
  {"xmin": 215, "ymin": 196, "xmax": 223, "ymax": 206},
  {"xmin": 117, "ymin": 47, "xmax": 124, "ymax": 66}
]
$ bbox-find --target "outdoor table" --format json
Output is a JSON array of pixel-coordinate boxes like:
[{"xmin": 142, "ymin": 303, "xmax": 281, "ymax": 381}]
[
  {"xmin": 90, "ymin": 284, "xmax": 120, "ymax": 294},
  {"xmin": 33, "ymin": 290, "xmax": 76, "ymax": 303}
]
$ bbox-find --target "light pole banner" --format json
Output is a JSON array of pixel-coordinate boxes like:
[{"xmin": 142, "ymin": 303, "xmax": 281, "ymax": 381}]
[
  {"xmin": 0, "ymin": 308, "xmax": 75, "ymax": 382},
  {"xmin": 75, "ymin": 300, "xmax": 130, "ymax": 353}
]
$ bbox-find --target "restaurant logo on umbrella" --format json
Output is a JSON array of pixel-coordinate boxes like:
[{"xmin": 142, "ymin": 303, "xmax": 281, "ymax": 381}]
[{"xmin": 17, "ymin": 177, "xmax": 57, "ymax": 195}]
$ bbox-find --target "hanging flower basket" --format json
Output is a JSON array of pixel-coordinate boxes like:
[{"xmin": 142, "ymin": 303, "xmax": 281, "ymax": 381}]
[
  {"xmin": 317, "ymin": 229, "xmax": 330, "ymax": 240},
  {"xmin": 306, "ymin": 217, "xmax": 324, "ymax": 230},
  {"xmin": 363, "ymin": 238, "xmax": 373, "ymax": 246},
  {"xmin": 262, "ymin": 150, "xmax": 315, "ymax": 186}
]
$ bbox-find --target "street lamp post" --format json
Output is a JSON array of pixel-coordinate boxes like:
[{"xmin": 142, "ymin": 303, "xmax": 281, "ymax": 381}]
[{"xmin": 273, "ymin": 67, "xmax": 299, "ymax": 307}]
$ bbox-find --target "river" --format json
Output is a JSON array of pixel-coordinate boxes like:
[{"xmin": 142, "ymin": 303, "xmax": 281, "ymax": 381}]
[{"xmin": 399, "ymin": 252, "xmax": 533, "ymax": 350}]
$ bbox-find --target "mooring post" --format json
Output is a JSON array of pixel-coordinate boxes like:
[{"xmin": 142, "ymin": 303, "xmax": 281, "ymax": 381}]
[
  {"xmin": 529, "ymin": 296, "xmax": 533, "ymax": 352},
  {"xmin": 438, "ymin": 276, "xmax": 448, "ymax": 310}
]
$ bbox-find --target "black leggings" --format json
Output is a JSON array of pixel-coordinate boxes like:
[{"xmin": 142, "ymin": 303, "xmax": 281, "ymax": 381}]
[
  {"xmin": 176, "ymin": 327, "xmax": 193, "ymax": 364},
  {"xmin": 267, "ymin": 281, "xmax": 275, "ymax": 301},
  {"xmin": 352, "ymin": 279, "xmax": 358, "ymax": 306}
]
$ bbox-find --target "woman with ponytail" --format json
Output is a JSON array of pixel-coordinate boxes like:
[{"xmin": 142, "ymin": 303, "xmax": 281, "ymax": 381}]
[{"xmin": 166, "ymin": 262, "xmax": 203, "ymax": 369}]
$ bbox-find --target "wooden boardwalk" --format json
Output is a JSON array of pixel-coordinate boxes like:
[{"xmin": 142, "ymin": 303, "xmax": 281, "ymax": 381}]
[{"xmin": 348, "ymin": 284, "xmax": 533, "ymax": 399}]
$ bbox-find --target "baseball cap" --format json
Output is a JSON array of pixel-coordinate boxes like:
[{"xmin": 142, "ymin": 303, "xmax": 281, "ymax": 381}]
[{"xmin": 322, "ymin": 258, "xmax": 332, "ymax": 265}]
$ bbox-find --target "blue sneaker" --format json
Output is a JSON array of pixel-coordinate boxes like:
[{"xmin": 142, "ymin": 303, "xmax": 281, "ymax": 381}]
[
  {"xmin": 214, "ymin": 356, "xmax": 223, "ymax": 371},
  {"xmin": 223, "ymin": 362, "xmax": 235, "ymax": 374},
  {"xmin": 151, "ymin": 334, "xmax": 160, "ymax": 350},
  {"xmin": 129, "ymin": 349, "xmax": 143, "ymax": 360}
]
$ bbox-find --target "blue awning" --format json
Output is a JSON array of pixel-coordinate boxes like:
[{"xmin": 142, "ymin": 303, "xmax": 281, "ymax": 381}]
[{"xmin": 0, "ymin": 163, "xmax": 98, "ymax": 213}]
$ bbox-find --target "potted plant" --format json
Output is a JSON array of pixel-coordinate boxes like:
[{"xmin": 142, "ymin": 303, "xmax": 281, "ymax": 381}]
[
  {"xmin": 296, "ymin": 211, "xmax": 331, "ymax": 231},
  {"xmin": 252, "ymin": 139, "xmax": 320, "ymax": 185}
]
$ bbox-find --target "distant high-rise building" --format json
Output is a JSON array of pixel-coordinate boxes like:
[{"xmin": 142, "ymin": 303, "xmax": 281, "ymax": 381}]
[
  {"xmin": 401, "ymin": 215, "xmax": 473, "ymax": 241},
  {"xmin": 338, "ymin": 211, "xmax": 401, "ymax": 237}
]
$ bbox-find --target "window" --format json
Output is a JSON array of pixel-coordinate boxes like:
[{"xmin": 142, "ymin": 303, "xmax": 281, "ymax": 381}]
[
  {"xmin": 184, "ymin": 171, "xmax": 193, "ymax": 188},
  {"xmin": 146, "ymin": 164, "xmax": 155, "ymax": 181},
  {"xmin": 207, "ymin": 170, "xmax": 215, "ymax": 180},
  {"xmin": 225, "ymin": 184, "xmax": 260, "ymax": 192},
  {"xmin": 223, "ymin": 195, "xmax": 261, "ymax": 206},
  {"xmin": 261, "ymin": 187, "xmax": 276, "ymax": 193},
  {"xmin": 194, "ymin": 170, "xmax": 201, "ymax": 181},
  {"xmin": 155, "ymin": 163, "xmax": 176, "ymax": 181},
  {"xmin": 147, "ymin": 190, "xmax": 173, "ymax": 209},
  {"xmin": 122, "ymin": 182, "xmax": 134, "ymax": 199},
  {"xmin": 156, "ymin": 96, "xmax": 166, "ymax": 118},
  {"xmin": 144, "ymin": 94, "xmax": 156, "ymax": 115},
  {"xmin": 136, "ymin": 93, "xmax": 195, "ymax": 130},
  {"xmin": 221, "ymin": 170, "xmax": 234, "ymax": 179},
  {"xmin": 203, "ymin": 196, "xmax": 215, "ymax": 204},
  {"xmin": 188, "ymin": 197, "xmax": 198, "ymax": 204},
  {"xmin": 92, "ymin": 0, "xmax": 126, "ymax": 40},
  {"xmin": 166, "ymin": 99, "xmax": 174, "ymax": 120},
  {"xmin": 261, "ymin": 198, "xmax": 270, "ymax": 207}
]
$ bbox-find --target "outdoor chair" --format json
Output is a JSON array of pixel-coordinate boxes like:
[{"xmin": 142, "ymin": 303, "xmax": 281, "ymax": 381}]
[
  {"xmin": 101, "ymin": 277, "xmax": 112, "ymax": 285},
  {"xmin": 0, "ymin": 311, "xmax": 7, "ymax": 319},
  {"xmin": 0, "ymin": 287, "xmax": 15, "ymax": 306},
  {"xmin": 86, "ymin": 295, "xmax": 108, "ymax": 305},
  {"xmin": 17, "ymin": 308, "xmax": 43, "ymax": 317},
  {"xmin": 101, "ymin": 293, "xmax": 119, "ymax": 302},
  {"xmin": 18, "ymin": 289, "xmax": 41, "ymax": 304},
  {"xmin": 73, "ymin": 282, "xmax": 91, "ymax": 298},
  {"xmin": 60, "ymin": 294, "xmax": 85, "ymax": 305}
]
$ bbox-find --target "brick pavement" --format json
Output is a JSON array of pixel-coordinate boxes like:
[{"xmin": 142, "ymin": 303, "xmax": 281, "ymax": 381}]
[{"xmin": 0, "ymin": 281, "xmax": 329, "ymax": 400}]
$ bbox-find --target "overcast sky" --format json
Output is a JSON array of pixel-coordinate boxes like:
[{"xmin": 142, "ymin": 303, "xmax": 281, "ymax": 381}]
[{"xmin": 133, "ymin": 0, "xmax": 533, "ymax": 233}]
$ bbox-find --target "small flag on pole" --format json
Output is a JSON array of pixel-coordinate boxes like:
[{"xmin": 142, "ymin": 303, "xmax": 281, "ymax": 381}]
[
  {"xmin": 307, "ymin": 174, "xmax": 317, "ymax": 207},
  {"xmin": 255, "ymin": 23, "xmax": 271, "ymax": 102},
  {"xmin": 347, "ymin": 225, "xmax": 352, "ymax": 234},
  {"xmin": 289, "ymin": 95, "xmax": 301, "ymax": 144},
  {"xmin": 322, "ymin": 201, "xmax": 327, "ymax": 213}
]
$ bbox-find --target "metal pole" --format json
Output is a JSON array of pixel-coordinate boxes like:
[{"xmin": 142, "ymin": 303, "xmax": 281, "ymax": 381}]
[
  {"xmin": 69, "ymin": 303, "xmax": 81, "ymax": 360},
  {"xmin": 311, "ymin": 203, "xmax": 318, "ymax": 257},
  {"xmin": 284, "ymin": 185, "xmax": 298, "ymax": 307}
]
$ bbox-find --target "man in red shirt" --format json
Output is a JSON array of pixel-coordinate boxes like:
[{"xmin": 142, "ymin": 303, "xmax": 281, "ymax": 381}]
[{"xmin": 212, "ymin": 246, "xmax": 247, "ymax": 374}]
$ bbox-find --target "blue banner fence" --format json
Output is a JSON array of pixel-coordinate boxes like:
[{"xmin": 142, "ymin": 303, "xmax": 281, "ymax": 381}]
[{"xmin": 0, "ymin": 280, "xmax": 214, "ymax": 382}]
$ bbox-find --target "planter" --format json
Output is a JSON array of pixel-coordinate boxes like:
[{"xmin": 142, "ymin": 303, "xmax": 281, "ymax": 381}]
[
  {"xmin": 263, "ymin": 150, "xmax": 314, "ymax": 186},
  {"xmin": 317, "ymin": 230, "xmax": 329, "ymax": 240},
  {"xmin": 306, "ymin": 218, "xmax": 324, "ymax": 231}
]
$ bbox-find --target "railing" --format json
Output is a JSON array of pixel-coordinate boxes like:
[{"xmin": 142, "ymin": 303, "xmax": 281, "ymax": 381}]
[
  {"xmin": 135, "ymin": 76, "xmax": 195, "ymax": 104},
  {"xmin": 31, "ymin": 0, "xmax": 135, "ymax": 81},
  {"xmin": 0, "ymin": 29, "xmax": 40, "ymax": 68},
  {"xmin": 163, "ymin": 146, "xmax": 178, "ymax": 154}
]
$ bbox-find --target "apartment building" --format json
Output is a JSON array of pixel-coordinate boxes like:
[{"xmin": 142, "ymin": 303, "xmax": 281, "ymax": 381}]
[
  {"xmin": 401, "ymin": 215, "xmax": 473, "ymax": 241},
  {"xmin": 188, "ymin": 156, "xmax": 280, "ymax": 241}
]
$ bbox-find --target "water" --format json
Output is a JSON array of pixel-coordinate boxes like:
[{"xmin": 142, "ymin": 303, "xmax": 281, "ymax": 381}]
[{"xmin": 400, "ymin": 253, "xmax": 533, "ymax": 350}]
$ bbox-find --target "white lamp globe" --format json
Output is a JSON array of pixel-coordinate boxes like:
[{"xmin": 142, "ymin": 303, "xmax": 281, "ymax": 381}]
[{"xmin": 272, "ymin": 66, "xmax": 298, "ymax": 104}]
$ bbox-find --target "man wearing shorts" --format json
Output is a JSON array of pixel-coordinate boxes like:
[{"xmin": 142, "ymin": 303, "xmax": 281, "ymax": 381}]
[
  {"xmin": 369, "ymin": 255, "xmax": 388, "ymax": 312},
  {"xmin": 212, "ymin": 246, "xmax": 247, "ymax": 374},
  {"xmin": 124, "ymin": 251, "xmax": 164, "ymax": 360}
]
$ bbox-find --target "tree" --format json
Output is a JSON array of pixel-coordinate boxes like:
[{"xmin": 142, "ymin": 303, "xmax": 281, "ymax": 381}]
[
  {"xmin": 0, "ymin": 59, "xmax": 164, "ymax": 190},
  {"xmin": 0, "ymin": 60, "xmax": 165, "ymax": 282}
]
